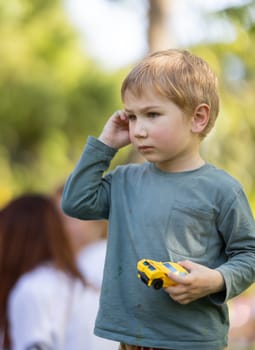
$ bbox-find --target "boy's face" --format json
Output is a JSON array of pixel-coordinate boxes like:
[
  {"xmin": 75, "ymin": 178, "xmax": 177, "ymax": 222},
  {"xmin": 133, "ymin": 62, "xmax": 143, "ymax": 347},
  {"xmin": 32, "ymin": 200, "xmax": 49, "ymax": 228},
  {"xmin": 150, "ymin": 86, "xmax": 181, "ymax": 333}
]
[{"xmin": 123, "ymin": 89, "xmax": 200, "ymax": 172}]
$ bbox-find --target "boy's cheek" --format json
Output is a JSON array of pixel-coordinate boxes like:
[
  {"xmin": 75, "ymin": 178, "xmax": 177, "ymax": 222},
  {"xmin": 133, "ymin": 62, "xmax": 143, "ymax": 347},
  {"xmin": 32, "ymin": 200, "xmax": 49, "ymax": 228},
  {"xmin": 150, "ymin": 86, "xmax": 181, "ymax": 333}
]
[{"xmin": 128, "ymin": 131, "xmax": 135, "ymax": 143}]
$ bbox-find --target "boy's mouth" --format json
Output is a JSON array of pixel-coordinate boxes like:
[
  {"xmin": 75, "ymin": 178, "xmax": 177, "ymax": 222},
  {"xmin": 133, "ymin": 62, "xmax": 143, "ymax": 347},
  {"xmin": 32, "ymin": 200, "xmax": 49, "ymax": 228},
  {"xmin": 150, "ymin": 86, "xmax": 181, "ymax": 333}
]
[{"xmin": 138, "ymin": 146, "xmax": 153, "ymax": 152}]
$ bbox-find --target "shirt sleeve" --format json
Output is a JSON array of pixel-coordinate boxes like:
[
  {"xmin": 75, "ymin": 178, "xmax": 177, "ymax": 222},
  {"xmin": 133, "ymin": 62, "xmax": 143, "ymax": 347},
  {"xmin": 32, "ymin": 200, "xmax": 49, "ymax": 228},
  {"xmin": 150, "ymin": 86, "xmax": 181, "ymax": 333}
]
[
  {"xmin": 62, "ymin": 136, "xmax": 117, "ymax": 220},
  {"xmin": 214, "ymin": 188, "xmax": 255, "ymax": 302},
  {"xmin": 8, "ymin": 283, "xmax": 53, "ymax": 350}
]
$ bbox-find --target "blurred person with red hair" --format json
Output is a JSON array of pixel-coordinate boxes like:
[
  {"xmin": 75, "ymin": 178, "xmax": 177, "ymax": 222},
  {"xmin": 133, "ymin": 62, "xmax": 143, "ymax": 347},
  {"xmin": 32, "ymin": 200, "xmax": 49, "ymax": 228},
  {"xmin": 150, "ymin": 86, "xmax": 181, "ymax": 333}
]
[{"xmin": 0, "ymin": 194, "xmax": 93, "ymax": 350}]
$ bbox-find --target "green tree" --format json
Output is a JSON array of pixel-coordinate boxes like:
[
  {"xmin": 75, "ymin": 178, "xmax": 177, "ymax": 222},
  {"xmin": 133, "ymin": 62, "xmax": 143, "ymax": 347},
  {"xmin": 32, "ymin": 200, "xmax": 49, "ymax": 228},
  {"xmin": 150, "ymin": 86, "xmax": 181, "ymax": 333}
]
[
  {"xmin": 0, "ymin": 0, "xmax": 123, "ymax": 203},
  {"xmin": 193, "ymin": 1, "xmax": 255, "ymax": 209}
]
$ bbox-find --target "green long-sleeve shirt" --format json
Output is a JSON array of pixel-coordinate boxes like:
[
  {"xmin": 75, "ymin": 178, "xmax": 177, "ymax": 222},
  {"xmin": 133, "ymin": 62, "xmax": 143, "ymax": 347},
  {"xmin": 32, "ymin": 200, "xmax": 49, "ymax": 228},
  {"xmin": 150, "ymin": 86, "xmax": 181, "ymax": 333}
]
[{"xmin": 62, "ymin": 136, "xmax": 255, "ymax": 350}]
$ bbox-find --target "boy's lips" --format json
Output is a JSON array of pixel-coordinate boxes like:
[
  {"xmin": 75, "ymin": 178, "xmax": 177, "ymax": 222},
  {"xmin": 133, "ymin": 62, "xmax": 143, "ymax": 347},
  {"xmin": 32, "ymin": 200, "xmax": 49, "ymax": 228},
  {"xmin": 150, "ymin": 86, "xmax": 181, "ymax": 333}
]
[{"xmin": 138, "ymin": 145, "xmax": 154, "ymax": 152}]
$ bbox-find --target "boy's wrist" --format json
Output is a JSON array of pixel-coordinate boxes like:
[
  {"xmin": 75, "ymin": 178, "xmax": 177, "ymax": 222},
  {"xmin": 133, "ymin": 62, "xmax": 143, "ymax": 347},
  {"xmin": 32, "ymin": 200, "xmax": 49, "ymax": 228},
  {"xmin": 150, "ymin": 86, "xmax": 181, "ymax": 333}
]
[
  {"xmin": 98, "ymin": 134, "xmax": 118, "ymax": 149},
  {"xmin": 210, "ymin": 270, "xmax": 225, "ymax": 294}
]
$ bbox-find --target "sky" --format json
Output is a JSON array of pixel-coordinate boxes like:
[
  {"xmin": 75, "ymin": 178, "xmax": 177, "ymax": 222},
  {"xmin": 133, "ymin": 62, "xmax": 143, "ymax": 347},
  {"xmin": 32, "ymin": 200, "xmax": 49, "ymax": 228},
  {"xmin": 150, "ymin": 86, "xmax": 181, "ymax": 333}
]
[{"xmin": 64, "ymin": 0, "xmax": 250, "ymax": 70}]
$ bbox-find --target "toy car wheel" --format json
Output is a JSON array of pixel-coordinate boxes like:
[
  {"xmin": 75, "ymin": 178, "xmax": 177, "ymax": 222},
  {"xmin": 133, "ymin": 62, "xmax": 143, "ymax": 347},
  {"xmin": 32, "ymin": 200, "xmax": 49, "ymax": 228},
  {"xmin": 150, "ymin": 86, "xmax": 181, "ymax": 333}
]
[{"xmin": 152, "ymin": 278, "xmax": 163, "ymax": 290}]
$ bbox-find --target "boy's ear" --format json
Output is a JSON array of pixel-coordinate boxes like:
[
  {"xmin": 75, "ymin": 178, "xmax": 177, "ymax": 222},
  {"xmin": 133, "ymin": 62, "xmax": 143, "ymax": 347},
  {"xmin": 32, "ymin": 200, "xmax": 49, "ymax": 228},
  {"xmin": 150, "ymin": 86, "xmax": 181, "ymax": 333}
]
[{"xmin": 191, "ymin": 104, "xmax": 210, "ymax": 134}]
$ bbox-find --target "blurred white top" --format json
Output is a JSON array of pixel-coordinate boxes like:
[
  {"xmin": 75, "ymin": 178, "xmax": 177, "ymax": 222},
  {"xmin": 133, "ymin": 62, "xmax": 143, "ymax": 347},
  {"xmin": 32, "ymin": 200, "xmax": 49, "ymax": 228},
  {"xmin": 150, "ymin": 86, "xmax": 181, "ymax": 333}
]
[
  {"xmin": 77, "ymin": 239, "xmax": 108, "ymax": 290},
  {"xmin": 8, "ymin": 264, "xmax": 118, "ymax": 350}
]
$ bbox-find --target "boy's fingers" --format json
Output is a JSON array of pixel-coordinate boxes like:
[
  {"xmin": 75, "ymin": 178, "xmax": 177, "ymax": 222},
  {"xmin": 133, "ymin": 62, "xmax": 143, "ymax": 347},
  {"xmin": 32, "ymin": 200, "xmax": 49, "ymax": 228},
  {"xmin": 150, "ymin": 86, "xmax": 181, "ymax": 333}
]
[
  {"xmin": 178, "ymin": 260, "xmax": 196, "ymax": 272},
  {"xmin": 113, "ymin": 109, "xmax": 124, "ymax": 117},
  {"xmin": 112, "ymin": 110, "xmax": 128, "ymax": 123},
  {"xmin": 168, "ymin": 272, "xmax": 189, "ymax": 285}
]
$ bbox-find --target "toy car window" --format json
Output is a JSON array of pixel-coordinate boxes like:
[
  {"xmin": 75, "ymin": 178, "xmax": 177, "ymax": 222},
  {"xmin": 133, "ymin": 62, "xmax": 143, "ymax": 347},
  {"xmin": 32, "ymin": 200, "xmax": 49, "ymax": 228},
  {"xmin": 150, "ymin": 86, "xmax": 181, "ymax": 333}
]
[
  {"xmin": 148, "ymin": 265, "xmax": 156, "ymax": 270},
  {"xmin": 143, "ymin": 261, "xmax": 156, "ymax": 270},
  {"xmin": 163, "ymin": 262, "xmax": 176, "ymax": 272}
]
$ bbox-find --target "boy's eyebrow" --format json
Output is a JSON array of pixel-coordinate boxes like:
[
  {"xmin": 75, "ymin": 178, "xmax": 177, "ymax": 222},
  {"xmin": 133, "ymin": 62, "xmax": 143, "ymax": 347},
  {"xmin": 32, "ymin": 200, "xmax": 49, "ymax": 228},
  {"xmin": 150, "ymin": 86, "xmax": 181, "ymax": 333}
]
[{"xmin": 125, "ymin": 105, "xmax": 161, "ymax": 113}]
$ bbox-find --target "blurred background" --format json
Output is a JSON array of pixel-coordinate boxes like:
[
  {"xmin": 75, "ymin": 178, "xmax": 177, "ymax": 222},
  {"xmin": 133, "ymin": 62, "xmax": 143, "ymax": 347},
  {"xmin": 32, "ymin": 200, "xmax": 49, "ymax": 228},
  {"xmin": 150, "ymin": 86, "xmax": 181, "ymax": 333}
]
[{"xmin": 0, "ymin": 0, "xmax": 255, "ymax": 348}]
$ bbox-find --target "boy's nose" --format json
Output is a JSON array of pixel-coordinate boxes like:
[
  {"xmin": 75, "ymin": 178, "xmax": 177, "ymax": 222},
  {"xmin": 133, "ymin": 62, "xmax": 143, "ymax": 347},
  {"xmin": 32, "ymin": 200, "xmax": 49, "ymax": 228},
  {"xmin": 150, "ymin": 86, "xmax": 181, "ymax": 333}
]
[{"xmin": 134, "ymin": 121, "xmax": 147, "ymax": 138}]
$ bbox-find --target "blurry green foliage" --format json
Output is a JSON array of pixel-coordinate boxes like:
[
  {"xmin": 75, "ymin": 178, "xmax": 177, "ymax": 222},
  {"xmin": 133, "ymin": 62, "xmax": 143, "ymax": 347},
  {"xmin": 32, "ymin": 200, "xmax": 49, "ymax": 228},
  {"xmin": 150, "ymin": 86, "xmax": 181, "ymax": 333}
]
[
  {"xmin": 1, "ymin": 0, "xmax": 255, "ymax": 212},
  {"xmin": 0, "ymin": 0, "xmax": 124, "ymax": 205},
  {"xmin": 191, "ymin": 1, "xmax": 255, "ymax": 211}
]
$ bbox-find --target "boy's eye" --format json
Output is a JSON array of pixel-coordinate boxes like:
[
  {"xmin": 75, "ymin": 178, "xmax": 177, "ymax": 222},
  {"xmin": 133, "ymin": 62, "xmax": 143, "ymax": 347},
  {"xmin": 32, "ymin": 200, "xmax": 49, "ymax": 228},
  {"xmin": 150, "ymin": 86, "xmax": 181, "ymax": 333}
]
[
  {"xmin": 127, "ymin": 114, "xmax": 136, "ymax": 121},
  {"xmin": 147, "ymin": 112, "xmax": 159, "ymax": 118}
]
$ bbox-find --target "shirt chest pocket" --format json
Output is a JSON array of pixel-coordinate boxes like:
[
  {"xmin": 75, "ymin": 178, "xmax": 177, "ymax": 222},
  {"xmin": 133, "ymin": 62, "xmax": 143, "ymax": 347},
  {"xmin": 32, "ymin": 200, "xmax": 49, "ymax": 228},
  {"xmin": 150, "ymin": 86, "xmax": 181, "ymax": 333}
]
[{"xmin": 166, "ymin": 202, "xmax": 215, "ymax": 258}]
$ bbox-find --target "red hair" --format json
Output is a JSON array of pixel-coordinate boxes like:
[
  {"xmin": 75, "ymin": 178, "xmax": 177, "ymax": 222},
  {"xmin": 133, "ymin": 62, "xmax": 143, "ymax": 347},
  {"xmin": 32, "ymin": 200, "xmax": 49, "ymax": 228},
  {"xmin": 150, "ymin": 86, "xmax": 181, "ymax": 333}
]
[{"xmin": 0, "ymin": 193, "xmax": 85, "ymax": 348}]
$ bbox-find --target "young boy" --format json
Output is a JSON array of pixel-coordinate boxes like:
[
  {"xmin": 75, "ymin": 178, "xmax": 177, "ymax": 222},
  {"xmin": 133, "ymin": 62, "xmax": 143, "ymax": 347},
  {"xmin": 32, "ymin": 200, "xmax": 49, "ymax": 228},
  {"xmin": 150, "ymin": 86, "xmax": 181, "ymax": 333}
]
[{"xmin": 62, "ymin": 49, "xmax": 255, "ymax": 350}]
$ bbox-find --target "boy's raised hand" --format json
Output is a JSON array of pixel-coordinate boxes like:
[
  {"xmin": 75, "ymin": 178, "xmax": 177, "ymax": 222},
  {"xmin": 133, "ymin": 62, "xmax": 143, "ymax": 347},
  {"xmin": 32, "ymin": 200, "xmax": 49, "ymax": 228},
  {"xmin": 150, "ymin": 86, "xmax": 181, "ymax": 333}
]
[
  {"xmin": 99, "ymin": 110, "xmax": 130, "ymax": 149},
  {"xmin": 164, "ymin": 260, "xmax": 225, "ymax": 304}
]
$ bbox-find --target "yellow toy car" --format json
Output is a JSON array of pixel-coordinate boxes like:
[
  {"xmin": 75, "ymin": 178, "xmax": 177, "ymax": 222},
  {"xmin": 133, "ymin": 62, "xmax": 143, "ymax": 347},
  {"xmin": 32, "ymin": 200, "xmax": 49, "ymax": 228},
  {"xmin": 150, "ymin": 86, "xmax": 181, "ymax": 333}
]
[{"xmin": 137, "ymin": 259, "xmax": 188, "ymax": 290}]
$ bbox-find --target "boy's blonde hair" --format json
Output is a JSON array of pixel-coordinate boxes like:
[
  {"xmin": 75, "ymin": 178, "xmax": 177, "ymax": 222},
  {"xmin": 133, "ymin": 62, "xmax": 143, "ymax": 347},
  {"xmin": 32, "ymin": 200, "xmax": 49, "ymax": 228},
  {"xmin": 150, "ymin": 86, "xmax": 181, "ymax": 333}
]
[{"xmin": 121, "ymin": 49, "xmax": 219, "ymax": 137}]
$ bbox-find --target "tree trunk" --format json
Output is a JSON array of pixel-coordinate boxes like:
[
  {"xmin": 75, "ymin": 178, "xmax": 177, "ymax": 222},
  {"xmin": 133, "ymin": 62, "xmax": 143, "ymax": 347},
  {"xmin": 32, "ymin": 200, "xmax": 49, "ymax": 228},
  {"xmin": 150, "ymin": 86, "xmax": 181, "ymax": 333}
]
[
  {"xmin": 148, "ymin": 0, "xmax": 174, "ymax": 52},
  {"xmin": 126, "ymin": 0, "xmax": 175, "ymax": 164}
]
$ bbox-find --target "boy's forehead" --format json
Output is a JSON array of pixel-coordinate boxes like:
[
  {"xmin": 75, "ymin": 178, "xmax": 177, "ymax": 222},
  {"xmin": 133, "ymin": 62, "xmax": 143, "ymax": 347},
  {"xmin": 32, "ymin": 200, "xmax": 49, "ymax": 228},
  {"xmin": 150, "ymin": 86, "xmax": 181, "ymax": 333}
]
[
  {"xmin": 123, "ymin": 87, "xmax": 162, "ymax": 103},
  {"xmin": 123, "ymin": 89, "xmax": 170, "ymax": 111}
]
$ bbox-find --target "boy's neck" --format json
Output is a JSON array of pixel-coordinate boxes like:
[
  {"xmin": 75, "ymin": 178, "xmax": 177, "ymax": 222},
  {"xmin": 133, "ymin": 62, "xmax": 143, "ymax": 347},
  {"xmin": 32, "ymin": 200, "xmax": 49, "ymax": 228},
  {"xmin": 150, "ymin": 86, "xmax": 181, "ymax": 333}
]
[{"xmin": 155, "ymin": 154, "xmax": 205, "ymax": 173}]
